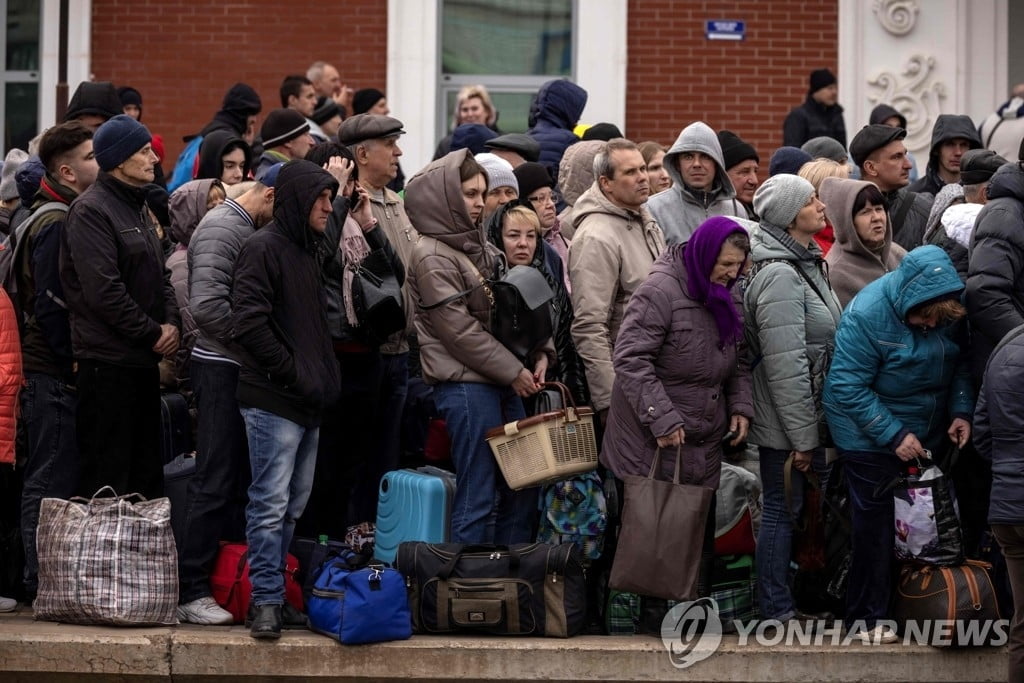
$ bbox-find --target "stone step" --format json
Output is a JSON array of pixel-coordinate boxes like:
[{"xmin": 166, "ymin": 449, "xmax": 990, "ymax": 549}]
[{"xmin": 0, "ymin": 611, "xmax": 1008, "ymax": 682}]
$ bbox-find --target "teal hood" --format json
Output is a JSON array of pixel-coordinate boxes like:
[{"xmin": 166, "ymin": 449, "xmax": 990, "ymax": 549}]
[{"xmin": 883, "ymin": 244, "xmax": 964, "ymax": 319}]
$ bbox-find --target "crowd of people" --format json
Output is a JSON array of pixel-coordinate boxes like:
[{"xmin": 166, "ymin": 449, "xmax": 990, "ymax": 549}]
[{"xmin": 1, "ymin": 64, "xmax": 1024, "ymax": 671}]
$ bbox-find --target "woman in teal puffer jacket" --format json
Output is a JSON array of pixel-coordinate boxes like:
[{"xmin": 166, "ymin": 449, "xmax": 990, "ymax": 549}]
[{"xmin": 823, "ymin": 245, "xmax": 974, "ymax": 643}]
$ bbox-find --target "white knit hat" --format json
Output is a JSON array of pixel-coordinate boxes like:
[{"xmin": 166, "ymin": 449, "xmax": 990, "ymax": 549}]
[
  {"xmin": 0, "ymin": 149, "xmax": 28, "ymax": 201},
  {"xmin": 753, "ymin": 173, "xmax": 816, "ymax": 228},
  {"xmin": 474, "ymin": 152, "xmax": 518, "ymax": 193}
]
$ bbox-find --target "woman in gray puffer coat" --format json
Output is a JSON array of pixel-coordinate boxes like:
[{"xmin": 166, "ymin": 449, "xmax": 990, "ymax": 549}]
[{"xmin": 743, "ymin": 173, "xmax": 842, "ymax": 622}]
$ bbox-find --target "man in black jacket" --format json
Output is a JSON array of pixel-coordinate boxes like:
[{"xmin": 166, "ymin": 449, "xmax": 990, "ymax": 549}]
[
  {"xmin": 60, "ymin": 114, "xmax": 180, "ymax": 500},
  {"xmin": 966, "ymin": 144, "xmax": 1024, "ymax": 386},
  {"xmin": 231, "ymin": 160, "xmax": 342, "ymax": 639},
  {"xmin": 782, "ymin": 68, "xmax": 847, "ymax": 148},
  {"xmin": 17, "ymin": 121, "xmax": 98, "ymax": 601}
]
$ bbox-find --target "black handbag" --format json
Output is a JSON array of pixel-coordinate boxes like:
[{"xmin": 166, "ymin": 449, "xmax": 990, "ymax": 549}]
[
  {"xmin": 394, "ymin": 542, "xmax": 586, "ymax": 637},
  {"xmin": 489, "ymin": 265, "xmax": 554, "ymax": 360},
  {"xmin": 417, "ymin": 263, "xmax": 554, "ymax": 361},
  {"xmin": 351, "ymin": 249, "xmax": 405, "ymax": 344}
]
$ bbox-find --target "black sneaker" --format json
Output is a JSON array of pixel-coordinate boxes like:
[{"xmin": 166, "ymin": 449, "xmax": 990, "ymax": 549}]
[{"xmin": 249, "ymin": 604, "xmax": 282, "ymax": 640}]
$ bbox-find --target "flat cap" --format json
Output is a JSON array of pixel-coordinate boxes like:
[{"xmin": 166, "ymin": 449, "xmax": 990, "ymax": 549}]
[
  {"xmin": 338, "ymin": 113, "xmax": 405, "ymax": 145},
  {"xmin": 959, "ymin": 148, "xmax": 1008, "ymax": 185},
  {"xmin": 484, "ymin": 133, "xmax": 540, "ymax": 163},
  {"xmin": 849, "ymin": 124, "xmax": 906, "ymax": 167}
]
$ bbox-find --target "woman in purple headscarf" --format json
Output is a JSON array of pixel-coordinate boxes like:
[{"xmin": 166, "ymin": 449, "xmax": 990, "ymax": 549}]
[
  {"xmin": 601, "ymin": 216, "xmax": 754, "ymax": 621},
  {"xmin": 602, "ymin": 215, "xmax": 753, "ymax": 481}
]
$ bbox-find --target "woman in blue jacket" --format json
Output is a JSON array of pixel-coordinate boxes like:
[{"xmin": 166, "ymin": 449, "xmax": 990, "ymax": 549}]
[{"xmin": 823, "ymin": 245, "xmax": 973, "ymax": 644}]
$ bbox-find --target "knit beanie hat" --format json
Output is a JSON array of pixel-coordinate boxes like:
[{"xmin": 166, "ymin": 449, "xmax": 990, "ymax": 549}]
[
  {"xmin": 514, "ymin": 162, "xmax": 554, "ymax": 200},
  {"xmin": 801, "ymin": 136, "xmax": 848, "ymax": 164},
  {"xmin": 311, "ymin": 96, "xmax": 341, "ymax": 126},
  {"xmin": 582, "ymin": 122, "xmax": 624, "ymax": 141},
  {"xmin": 452, "ymin": 123, "xmax": 498, "ymax": 156},
  {"xmin": 753, "ymin": 173, "xmax": 816, "ymax": 228},
  {"xmin": 222, "ymin": 83, "xmax": 262, "ymax": 115},
  {"xmin": 260, "ymin": 109, "xmax": 310, "ymax": 149},
  {"xmin": 117, "ymin": 86, "xmax": 143, "ymax": 118},
  {"xmin": 717, "ymin": 130, "xmax": 759, "ymax": 170},
  {"xmin": 353, "ymin": 88, "xmax": 385, "ymax": 115},
  {"xmin": 809, "ymin": 68, "xmax": 837, "ymax": 93},
  {"xmin": 768, "ymin": 146, "xmax": 813, "ymax": 177},
  {"xmin": 15, "ymin": 155, "xmax": 44, "ymax": 207},
  {"xmin": 0, "ymin": 149, "xmax": 28, "ymax": 201},
  {"xmin": 475, "ymin": 153, "xmax": 518, "ymax": 193},
  {"xmin": 93, "ymin": 114, "xmax": 152, "ymax": 172}
]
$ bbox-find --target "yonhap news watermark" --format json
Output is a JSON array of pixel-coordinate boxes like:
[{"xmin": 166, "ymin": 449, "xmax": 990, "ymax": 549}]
[{"xmin": 659, "ymin": 598, "xmax": 1009, "ymax": 670}]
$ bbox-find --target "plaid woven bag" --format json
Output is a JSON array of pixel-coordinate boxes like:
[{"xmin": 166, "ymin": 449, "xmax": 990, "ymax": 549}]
[{"xmin": 34, "ymin": 487, "xmax": 178, "ymax": 625}]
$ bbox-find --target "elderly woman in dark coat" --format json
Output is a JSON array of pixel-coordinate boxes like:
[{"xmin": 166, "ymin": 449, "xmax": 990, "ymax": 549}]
[{"xmin": 602, "ymin": 216, "xmax": 754, "ymax": 618}]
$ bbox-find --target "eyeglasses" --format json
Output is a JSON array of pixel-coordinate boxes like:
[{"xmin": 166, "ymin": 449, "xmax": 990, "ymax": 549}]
[{"xmin": 527, "ymin": 190, "xmax": 561, "ymax": 205}]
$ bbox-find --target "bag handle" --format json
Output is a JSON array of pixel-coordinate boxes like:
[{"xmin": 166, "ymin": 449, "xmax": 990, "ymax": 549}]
[
  {"xmin": 649, "ymin": 446, "xmax": 686, "ymax": 485},
  {"xmin": 70, "ymin": 486, "xmax": 147, "ymax": 505},
  {"xmin": 435, "ymin": 544, "xmax": 520, "ymax": 581}
]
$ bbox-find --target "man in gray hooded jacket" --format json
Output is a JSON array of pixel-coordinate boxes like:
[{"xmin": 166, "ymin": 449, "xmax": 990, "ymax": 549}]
[{"xmin": 647, "ymin": 121, "xmax": 746, "ymax": 245}]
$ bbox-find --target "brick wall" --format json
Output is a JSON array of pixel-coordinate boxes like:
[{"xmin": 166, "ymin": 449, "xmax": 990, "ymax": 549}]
[
  {"xmin": 625, "ymin": 0, "xmax": 839, "ymax": 174},
  {"xmin": 90, "ymin": 0, "xmax": 838, "ymax": 176},
  {"xmin": 90, "ymin": 0, "xmax": 389, "ymax": 168}
]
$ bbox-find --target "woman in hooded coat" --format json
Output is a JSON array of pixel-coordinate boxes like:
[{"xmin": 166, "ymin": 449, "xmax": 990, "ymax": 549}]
[
  {"xmin": 819, "ymin": 177, "xmax": 906, "ymax": 308},
  {"xmin": 406, "ymin": 149, "xmax": 554, "ymax": 545}
]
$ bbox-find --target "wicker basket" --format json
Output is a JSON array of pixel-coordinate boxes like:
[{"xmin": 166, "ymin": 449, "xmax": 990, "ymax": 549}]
[{"xmin": 485, "ymin": 383, "xmax": 599, "ymax": 490}]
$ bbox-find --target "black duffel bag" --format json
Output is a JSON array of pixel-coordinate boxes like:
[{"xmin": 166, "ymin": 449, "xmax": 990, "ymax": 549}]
[{"xmin": 394, "ymin": 542, "xmax": 586, "ymax": 637}]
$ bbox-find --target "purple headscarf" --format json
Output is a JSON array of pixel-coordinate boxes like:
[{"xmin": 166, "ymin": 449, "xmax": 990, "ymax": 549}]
[{"xmin": 682, "ymin": 216, "xmax": 748, "ymax": 348}]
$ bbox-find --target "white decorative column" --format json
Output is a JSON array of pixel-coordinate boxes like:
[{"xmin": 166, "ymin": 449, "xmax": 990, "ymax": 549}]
[{"xmin": 838, "ymin": 0, "xmax": 1007, "ymax": 160}]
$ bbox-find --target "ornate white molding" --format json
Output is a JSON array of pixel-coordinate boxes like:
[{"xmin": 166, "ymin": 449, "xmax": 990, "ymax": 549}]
[
  {"xmin": 867, "ymin": 54, "xmax": 947, "ymax": 151},
  {"xmin": 873, "ymin": 0, "xmax": 920, "ymax": 35}
]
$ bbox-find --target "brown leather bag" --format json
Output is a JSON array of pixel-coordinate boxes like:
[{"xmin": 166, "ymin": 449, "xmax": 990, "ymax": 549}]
[{"xmin": 893, "ymin": 560, "xmax": 1003, "ymax": 647}]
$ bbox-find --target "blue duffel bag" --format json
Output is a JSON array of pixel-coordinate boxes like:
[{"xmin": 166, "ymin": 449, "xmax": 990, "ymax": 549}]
[{"xmin": 307, "ymin": 554, "xmax": 412, "ymax": 645}]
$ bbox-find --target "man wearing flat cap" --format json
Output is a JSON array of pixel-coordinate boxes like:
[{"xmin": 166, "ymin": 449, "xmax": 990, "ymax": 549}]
[
  {"xmin": 485, "ymin": 133, "xmax": 541, "ymax": 168},
  {"xmin": 959, "ymin": 148, "xmax": 1008, "ymax": 205},
  {"xmin": 849, "ymin": 124, "xmax": 932, "ymax": 249},
  {"xmin": 339, "ymin": 113, "xmax": 417, "ymax": 523},
  {"xmin": 60, "ymin": 114, "xmax": 180, "ymax": 500},
  {"xmin": 253, "ymin": 109, "xmax": 314, "ymax": 182},
  {"xmin": 783, "ymin": 68, "xmax": 847, "ymax": 148}
]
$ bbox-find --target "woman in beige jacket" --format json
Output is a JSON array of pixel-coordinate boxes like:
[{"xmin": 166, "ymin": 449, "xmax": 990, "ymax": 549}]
[{"xmin": 406, "ymin": 149, "xmax": 553, "ymax": 544}]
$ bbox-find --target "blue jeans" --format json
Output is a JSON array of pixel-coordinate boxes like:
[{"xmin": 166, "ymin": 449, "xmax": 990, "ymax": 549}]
[
  {"xmin": 177, "ymin": 359, "xmax": 251, "ymax": 603},
  {"xmin": 19, "ymin": 373, "xmax": 78, "ymax": 596},
  {"xmin": 241, "ymin": 405, "xmax": 319, "ymax": 607},
  {"xmin": 756, "ymin": 446, "xmax": 829, "ymax": 621},
  {"xmin": 841, "ymin": 449, "xmax": 901, "ymax": 630},
  {"xmin": 432, "ymin": 381, "xmax": 537, "ymax": 544}
]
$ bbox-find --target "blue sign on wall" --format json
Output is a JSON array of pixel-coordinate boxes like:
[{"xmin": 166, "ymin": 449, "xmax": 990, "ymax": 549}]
[{"xmin": 706, "ymin": 20, "xmax": 745, "ymax": 41}]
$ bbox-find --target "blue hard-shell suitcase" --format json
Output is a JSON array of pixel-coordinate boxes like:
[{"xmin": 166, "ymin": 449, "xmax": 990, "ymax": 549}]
[{"xmin": 374, "ymin": 466, "xmax": 455, "ymax": 563}]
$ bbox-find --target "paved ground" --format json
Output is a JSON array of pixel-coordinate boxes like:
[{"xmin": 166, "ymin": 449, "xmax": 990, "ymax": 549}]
[{"xmin": 0, "ymin": 607, "xmax": 1011, "ymax": 682}]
